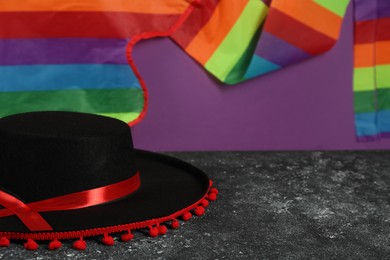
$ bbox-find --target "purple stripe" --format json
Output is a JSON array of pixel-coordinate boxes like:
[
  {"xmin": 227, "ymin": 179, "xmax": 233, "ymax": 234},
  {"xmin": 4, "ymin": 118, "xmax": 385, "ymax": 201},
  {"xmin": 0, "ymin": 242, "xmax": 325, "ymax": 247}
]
[
  {"xmin": 378, "ymin": 0, "xmax": 390, "ymax": 19},
  {"xmin": 0, "ymin": 38, "xmax": 129, "ymax": 66},
  {"xmin": 254, "ymin": 31, "xmax": 311, "ymax": 67},
  {"xmin": 356, "ymin": 132, "xmax": 390, "ymax": 142},
  {"xmin": 354, "ymin": 0, "xmax": 377, "ymax": 21}
]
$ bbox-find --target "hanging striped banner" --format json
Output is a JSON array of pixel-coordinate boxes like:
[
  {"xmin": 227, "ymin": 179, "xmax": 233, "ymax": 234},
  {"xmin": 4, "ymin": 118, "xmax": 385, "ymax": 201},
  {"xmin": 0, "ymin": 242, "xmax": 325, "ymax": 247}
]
[
  {"xmin": 0, "ymin": 0, "xmax": 388, "ymax": 141},
  {"xmin": 353, "ymin": 0, "xmax": 390, "ymax": 140}
]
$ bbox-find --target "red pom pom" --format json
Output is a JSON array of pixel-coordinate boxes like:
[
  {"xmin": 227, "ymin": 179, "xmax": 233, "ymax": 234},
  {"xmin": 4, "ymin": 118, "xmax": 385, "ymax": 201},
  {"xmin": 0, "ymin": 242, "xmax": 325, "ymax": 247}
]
[
  {"xmin": 73, "ymin": 238, "xmax": 87, "ymax": 251},
  {"xmin": 171, "ymin": 219, "xmax": 180, "ymax": 229},
  {"xmin": 210, "ymin": 188, "xmax": 219, "ymax": 195},
  {"xmin": 0, "ymin": 237, "xmax": 10, "ymax": 247},
  {"xmin": 182, "ymin": 212, "xmax": 192, "ymax": 221},
  {"xmin": 121, "ymin": 232, "xmax": 134, "ymax": 242},
  {"xmin": 159, "ymin": 225, "xmax": 168, "ymax": 235},
  {"xmin": 48, "ymin": 239, "xmax": 62, "ymax": 250},
  {"xmin": 194, "ymin": 206, "xmax": 205, "ymax": 216},
  {"xmin": 201, "ymin": 199, "xmax": 209, "ymax": 207},
  {"xmin": 149, "ymin": 227, "xmax": 159, "ymax": 237},
  {"xmin": 102, "ymin": 235, "xmax": 115, "ymax": 246},
  {"xmin": 208, "ymin": 192, "xmax": 217, "ymax": 201},
  {"xmin": 24, "ymin": 239, "xmax": 38, "ymax": 251}
]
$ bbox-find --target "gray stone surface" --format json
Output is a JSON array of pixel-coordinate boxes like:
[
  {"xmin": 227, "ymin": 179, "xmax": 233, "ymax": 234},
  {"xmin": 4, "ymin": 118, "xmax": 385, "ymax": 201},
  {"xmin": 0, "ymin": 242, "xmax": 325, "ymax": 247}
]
[{"xmin": 1, "ymin": 151, "xmax": 390, "ymax": 259}]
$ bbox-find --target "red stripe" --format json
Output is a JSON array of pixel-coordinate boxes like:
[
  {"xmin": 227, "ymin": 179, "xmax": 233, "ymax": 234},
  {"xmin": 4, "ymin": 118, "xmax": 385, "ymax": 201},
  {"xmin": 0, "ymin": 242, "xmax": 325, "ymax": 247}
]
[
  {"xmin": 0, "ymin": 172, "xmax": 141, "ymax": 231},
  {"xmin": 377, "ymin": 18, "xmax": 390, "ymax": 41},
  {"xmin": 355, "ymin": 20, "xmax": 377, "ymax": 44},
  {"xmin": 170, "ymin": 0, "xmax": 219, "ymax": 48},
  {"xmin": 355, "ymin": 18, "xmax": 390, "ymax": 44},
  {"xmin": 264, "ymin": 8, "xmax": 336, "ymax": 55},
  {"xmin": 0, "ymin": 12, "xmax": 180, "ymax": 39}
]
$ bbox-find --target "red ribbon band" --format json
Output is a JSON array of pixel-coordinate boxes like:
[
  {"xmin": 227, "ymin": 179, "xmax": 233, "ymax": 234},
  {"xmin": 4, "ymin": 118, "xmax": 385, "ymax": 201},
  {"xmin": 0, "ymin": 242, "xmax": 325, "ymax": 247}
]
[{"xmin": 0, "ymin": 172, "xmax": 141, "ymax": 231}]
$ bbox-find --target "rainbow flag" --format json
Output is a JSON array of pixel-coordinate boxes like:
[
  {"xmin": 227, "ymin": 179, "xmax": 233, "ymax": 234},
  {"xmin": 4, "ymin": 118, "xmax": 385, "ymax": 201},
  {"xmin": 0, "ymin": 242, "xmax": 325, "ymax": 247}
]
[
  {"xmin": 0, "ymin": 0, "xmax": 196, "ymax": 125},
  {"xmin": 0, "ymin": 0, "xmax": 389, "ymax": 141},
  {"xmin": 353, "ymin": 0, "xmax": 390, "ymax": 141}
]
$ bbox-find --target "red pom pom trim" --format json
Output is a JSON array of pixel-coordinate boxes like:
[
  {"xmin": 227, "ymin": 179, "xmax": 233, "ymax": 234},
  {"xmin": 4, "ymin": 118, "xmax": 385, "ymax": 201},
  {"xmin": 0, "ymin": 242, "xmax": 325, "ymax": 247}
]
[
  {"xmin": 121, "ymin": 231, "xmax": 134, "ymax": 242},
  {"xmin": 194, "ymin": 206, "xmax": 205, "ymax": 216},
  {"xmin": 182, "ymin": 212, "xmax": 192, "ymax": 221},
  {"xmin": 149, "ymin": 227, "xmax": 159, "ymax": 237},
  {"xmin": 48, "ymin": 239, "xmax": 62, "ymax": 250},
  {"xmin": 208, "ymin": 192, "xmax": 217, "ymax": 201},
  {"xmin": 171, "ymin": 219, "xmax": 180, "ymax": 229},
  {"xmin": 73, "ymin": 238, "xmax": 87, "ymax": 251},
  {"xmin": 102, "ymin": 234, "xmax": 115, "ymax": 246},
  {"xmin": 0, "ymin": 237, "xmax": 10, "ymax": 247},
  {"xmin": 24, "ymin": 239, "xmax": 38, "ymax": 250},
  {"xmin": 200, "ymin": 199, "xmax": 209, "ymax": 207},
  {"xmin": 210, "ymin": 188, "xmax": 219, "ymax": 195},
  {"xmin": 158, "ymin": 225, "xmax": 167, "ymax": 235},
  {"xmin": 0, "ymin": 182, "xmax": 218, "ymax": 250}
]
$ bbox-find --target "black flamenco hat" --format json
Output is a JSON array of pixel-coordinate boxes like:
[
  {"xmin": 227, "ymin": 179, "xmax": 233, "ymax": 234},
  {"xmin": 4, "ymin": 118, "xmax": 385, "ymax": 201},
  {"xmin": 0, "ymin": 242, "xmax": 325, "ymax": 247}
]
[{"xmin": 0, "ymin": 111, "xmax": 218, "ymax": 250}]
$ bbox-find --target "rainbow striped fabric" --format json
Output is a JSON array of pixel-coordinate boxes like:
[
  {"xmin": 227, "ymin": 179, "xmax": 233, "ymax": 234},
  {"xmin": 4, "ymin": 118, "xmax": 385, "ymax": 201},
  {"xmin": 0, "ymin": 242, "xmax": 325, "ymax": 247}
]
[
  {"xmin": 0, "ymin": 0, "xmax": 195, "ymax": 125},
  {"xmin": 0, "ymin": 0, "xmax": 389, "ymax": 141},
  {"xmin": 353, "ymin": 0, "xmax": 390, "ymax": 141},
  {"xmin": 172, "ymin": 0, "xmax": 389, "ymax": 141},
  {"xmin": 173, "ymin": 0, "xmax": 350, "ymax": 83}
]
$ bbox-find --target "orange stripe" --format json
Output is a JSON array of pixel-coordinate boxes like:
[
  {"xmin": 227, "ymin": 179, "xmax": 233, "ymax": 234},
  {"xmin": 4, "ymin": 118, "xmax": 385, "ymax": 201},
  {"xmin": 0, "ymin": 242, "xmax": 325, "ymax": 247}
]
[
  {"xmin": 377, "ymin": 41, "xmax": 390, "ymax": 65},
  {"xmin": 354, "ymin": 43, "xmax": 375, "ymax": 68},
  {"xmin": 0, "ymin": 0, "xmax": 190, "ymax": 14},
  {"xmin": 272, "ymin": 0, "xmax": 342, "ymax": 39},
  {"xmin": 185, "ymin": 0, "xmax": 248, "ymax": 65},
  {"xmin": 355, "ymin": 41, "xmax": 390, "ymax": 67}
]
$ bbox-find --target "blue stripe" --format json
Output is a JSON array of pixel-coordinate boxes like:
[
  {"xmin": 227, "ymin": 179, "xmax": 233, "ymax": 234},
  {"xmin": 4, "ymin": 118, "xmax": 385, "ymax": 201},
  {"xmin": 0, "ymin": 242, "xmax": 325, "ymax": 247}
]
[
  {"xmin": 0, "ymin": 64, "xmax": 140, "ymax": 92},
  {"xmin": 244, "ymin": 55, "xmax": 280, "ymax": 80},
  {"xmin": 355, "ymin": 109, "xmax": 390, "ymax": 137}
]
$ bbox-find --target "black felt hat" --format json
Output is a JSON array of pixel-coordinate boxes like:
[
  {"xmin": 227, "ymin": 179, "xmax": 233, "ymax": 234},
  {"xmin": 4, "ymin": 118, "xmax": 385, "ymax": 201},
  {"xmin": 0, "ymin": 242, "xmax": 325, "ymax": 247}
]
[{"xmin": 0, "ymin": 111, "xmax": 218, "ymax": 250}]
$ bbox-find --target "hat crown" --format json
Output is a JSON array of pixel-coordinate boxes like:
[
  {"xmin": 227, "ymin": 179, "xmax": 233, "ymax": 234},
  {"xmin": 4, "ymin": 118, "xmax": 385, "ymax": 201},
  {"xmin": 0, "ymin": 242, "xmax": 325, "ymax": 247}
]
[{"xmin": 0, "ymin": 111, "xmax": 137, "ymax": 203}]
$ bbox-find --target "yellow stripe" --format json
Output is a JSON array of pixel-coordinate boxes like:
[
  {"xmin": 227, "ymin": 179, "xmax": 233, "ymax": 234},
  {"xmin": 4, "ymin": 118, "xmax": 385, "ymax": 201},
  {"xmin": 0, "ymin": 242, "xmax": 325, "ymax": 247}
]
[
  {"xmin": 377, "ymin": 65, "xmax": 390, "ymax": 89},
  {"xmin": 354, "ymin": 67, "xmax": 376, "ymax": 91}
]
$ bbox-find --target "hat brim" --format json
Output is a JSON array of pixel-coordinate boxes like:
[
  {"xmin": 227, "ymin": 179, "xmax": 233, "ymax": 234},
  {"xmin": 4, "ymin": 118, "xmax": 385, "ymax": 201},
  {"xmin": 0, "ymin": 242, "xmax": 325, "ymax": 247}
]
[{"xmin": 0, "ymin": 149, "xmax": 212, "ymax": 239}]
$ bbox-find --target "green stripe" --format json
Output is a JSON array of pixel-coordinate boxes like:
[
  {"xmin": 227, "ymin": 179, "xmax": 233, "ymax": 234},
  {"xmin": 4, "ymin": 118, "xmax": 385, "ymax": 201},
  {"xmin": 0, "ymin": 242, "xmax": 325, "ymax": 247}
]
[
  {"xmin": 205, "ymin": 0, "xmax": 268, "ymax": 82},
  {"xmin": 354, "ymin": 90, "xmax": 376, "ymax": 113},
  {"xmin": 354, "ymin": 67, "xmax": 376, "ymax": 92},
  {"xmin": 0, "ymin": 88, "xmax": 144, "ymax": 118},
  {"xmin": 354, "ymin": 89, "xmax": 390, "ymax": 113},
  {"xmin": 313, "ymin": 0, "xmax": 350, "ymax": 17},
  {"xmin": 97, "ymin": 112, "xmax": 140, "ymax": 123},
  {"xmin": 224, "ymin": 25, "xmax": 263, "ymax": 84},
  {"xmin": 377, "ymin": 65, "xmax": 390, "ymax": 89}
]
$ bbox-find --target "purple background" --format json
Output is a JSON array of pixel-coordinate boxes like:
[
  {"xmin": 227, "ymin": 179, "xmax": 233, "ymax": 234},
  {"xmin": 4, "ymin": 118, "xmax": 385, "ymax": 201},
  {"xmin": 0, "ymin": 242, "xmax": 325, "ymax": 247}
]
[{"xmin": 131, "ymin": 6, "xmax": 390, "ymax": 151}]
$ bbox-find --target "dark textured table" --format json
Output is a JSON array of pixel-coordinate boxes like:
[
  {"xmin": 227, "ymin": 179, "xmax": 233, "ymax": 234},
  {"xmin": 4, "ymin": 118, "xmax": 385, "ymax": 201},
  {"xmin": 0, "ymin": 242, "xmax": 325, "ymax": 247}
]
[{"xmin": 1, "ymin": 151, "xmax": 390, "ymax": 259}]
